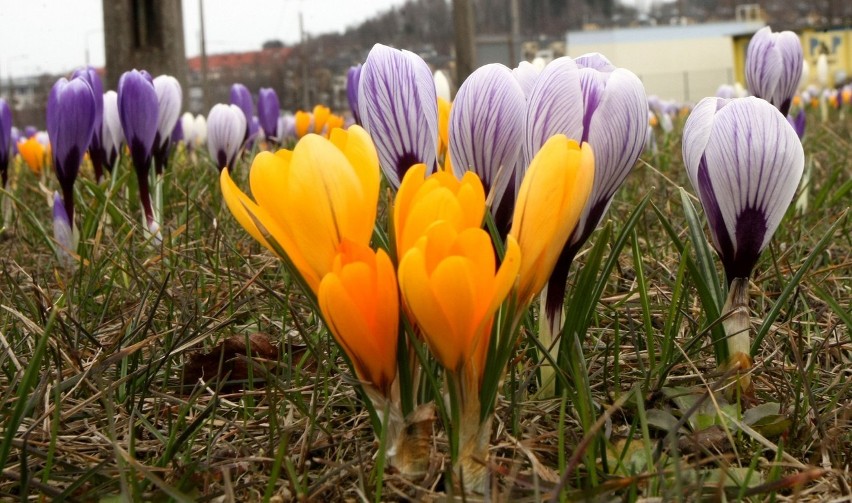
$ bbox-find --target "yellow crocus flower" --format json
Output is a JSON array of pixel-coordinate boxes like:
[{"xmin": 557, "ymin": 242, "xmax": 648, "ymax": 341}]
[
  {"xmin": 294, "ymin": 111, "xmax": 312, "ymax": 138},
  {"xmin": 319, "ymin": 240, "xmax": 399, "ymax": 396},
  {"xmin": 393, "ymin": 163, "xmax": 485, "ymax": 261},
  {"xmin": 312, "ymin": 105, "xmax": 331, "ymax": 134},
  {"xmin": 18, "ymin": 137, "xmax": 46, "ymax": 175},
  {"xmin": 437, "ymin": 97, "xmax": 451, "ymax": 170},
  {"xmin": 398, "ymin": 222, "xmax": 520, "ymax": 378},
  {"xmin": 510, "ymin": 135, "xmax": 594, "ymax": 305},
  {"xmin": 220, "ymin": 125, "xmax": 380, "ymax": 293}
]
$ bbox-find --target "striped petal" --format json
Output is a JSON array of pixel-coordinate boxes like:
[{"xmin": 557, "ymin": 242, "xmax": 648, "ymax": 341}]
[
  {"xmin": 358, "ymin": 43, "xmax": 438, "ymax": 188},
  {"xmin": 683, "ymin": 96, "xmax": 804, "ymax": 280},
  {"xmin": 746, "ymin": 27, "xmax": 803, "ymax": 116},
  {"xmin": 525, "ymin": 57, "xmax": 583, "ymax": 166}
]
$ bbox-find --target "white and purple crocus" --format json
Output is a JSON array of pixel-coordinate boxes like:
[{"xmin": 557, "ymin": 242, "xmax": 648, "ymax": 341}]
[
  {"xmin": 449, "ymin": 63, "xmax": 526, "ymax": 234},
  {"xmin": 357, "ymin": 43, "xmax": 438, "ymax": 188},
  {"xmin": 230, "ymin": 83, "xmax": 255, "ymax": 144},
  {"xmin": 526, "ymin": 54, "xmax": 648, "ymax": 334},
  {"xmin": 745, "ymin": 26, "xmax": 803, "ymax": 117},
  {"xmin": 118, "ymin": 69, "xmax": 161, "ymax": 241},
  {"xmin": 683, "ymin": 96, "xmax": 804, "ymax": 377},
  {"xmin": 207, "ymin": 104, "xmax": 246, "ymax": 172},
  {"xmin": 46, "ymin": 76, "xmax": 97, "ymax": 264},
  {"xmin": 152, "ymin": 74, "xmax": 183, "ymax": 175},
  {"xmin": 101, "ymin": 90, "xmax": 124, "ymax": 170}
]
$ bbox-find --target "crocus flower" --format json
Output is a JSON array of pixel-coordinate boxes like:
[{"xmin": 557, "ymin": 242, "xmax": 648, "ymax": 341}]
[
  {"xmin": 787, "ymin": 107, "xmax": 806, "ymax": 139},
  {"xmin": 527, "ymin": 53, "xmax": 647, "ymax": 326},
  {"xmin": 118, "ymin": 69, "xmax": 160, "ymax": 237},
  {"xmin": 194, "ymin": 114, "xmax": 207, "ymax": 146},
  {"xmin": 207, "ymin": 104, "xmax": 246, "ymax": 172},
  {"xmin": 434, "ymin": 69, "xmax": 452, "ymax": 102},
  {"xmin": 171, "ymin": 117, "xmax": 183, "ymax": 144},
  {"xmin": 24, "ymin": 126, "xmax": 37, "ymax": 139},
  {"xmin": 346, "ymin": 65, "xmax": 362, "ymax": 125},
  {"xmin": 358, "ymin": 43, "xmax": 438, "ymax": 188},
  {"xmin": 152, "ymin": 75, "xmax": 182, "ymax": 175},
  {"xmin": 509, "ymin": 135, "xmax": 595, "ymax": 306},
  {"xmin": 294, "ymin": 111, "xmax": 311, "ymax": 138},
  {"xmin": 394, "ymin": 163, "xmax": 486, "ymax": 261},
  {"xmin": 683, "ymin": 96, "xmax": 804, "ymax": 386},
  {"xmin": 101, "ymin": 91, "xmax": 124, "ymax": 170},
  {"xmin": 220, "ymin": 125, "xmax": 380, "ymax": 294},
  {"xmin": 512, "ymin": 61, "xmax": 540, "ymax": 99},
  {"xmin": 683, "ymin": 96, "xmax": 804, "ymax": 284},
  {"xmin": 47, "ymin": 76, "xmax": 97, "ymax": 224},
  {"xmin": 449, "ymin": 63, "xmax": 526, "ymax": 234},
  {"xmin": 257, "ymin": 88, "xmax": 280, "ymax": 141},
  {"xmin": 230, "ymin": 83, "xmax": 254, "ymax": 142},
  {"xmin": 398, "ymin": 222, "xmax": 521, "ymax": 379},
  {"xmin": 72, "ymin": 66, "xmax": 105, "ymax": 181},
  {"xmin": 9, "ymin": 127, "xmax": 19, "ymax": 159},
  {"xmin": 318, "ymin": 240, "xmax": 399, "ymax": 396},
  {"xmin": 18, "ymin": 137, "xmax": 46, "ymax": 175},
  {"xmin": 745, "ymin": 26, "xmax": 803, "ymax": 116},
  {"xmin": 180, "ymin": 112, "xmax": 197, "ymax": 149},
  {"xmin": 0, "ymin": 98, "xmax": 11, "ymax": 187}
]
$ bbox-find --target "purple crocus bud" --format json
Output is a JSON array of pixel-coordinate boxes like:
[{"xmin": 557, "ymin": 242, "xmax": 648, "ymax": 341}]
[
  {"xmin": 152, "ymin": 75, "xmax": 183, "ymax": 175},
  {"xmin": 230, "ymin": 83, "xmax": 254, "ymax": 141},
  {"xmin": 72, "ymin": 66, "xmax": 105, "ymax": 181},
  {"xmin": 0, "ymin": 98, "xmax": 11, "ymax": 187},
  {"xmin": 787, "ymin": 108, "xmax": 806, "ymax": 139},
  {"xmin": 257, "ymin": 87, "xmax": 280, "ymax": 141},
  {"xmin": 745, "ymin": 26, "xmax": 803, "ymax": 117},
  {"xmin": 346, "ymin": 65, "xmax": 362, "ymax": 125},
  {"xmin": 24, "ymin": 126, "xmax": 37, "ymax": 139},
  {"xmin": 171, "ymin": 118, "xmax": 183, "ymax": 144},
  {"xmin": 47, "ymin": 76, "xmax": 97, "ymax": 224},
  {"xmin": 683, "ymin": 96, "xmax": 804, "ymax": 282},
  {"xmin": 118, "ymin": 69, "xmax": 159, "ymax": 232},
  {"xmin": 527, "ymin": 53, "xmax": 648, "ymax": 329},
  {"xmin": 207, "ymin": 104, "xmax": 246, "ymax": 172},
  {"xmin": 449, "ymin": 63, "xmax": 526, "ymax": 234},
  {"xmin": 101, "ymin": 90, "xmax": 124, "ymax": 171},
  {"xmin": 358, "ymin": 43, "xmax": 438, "ymax": 188}
]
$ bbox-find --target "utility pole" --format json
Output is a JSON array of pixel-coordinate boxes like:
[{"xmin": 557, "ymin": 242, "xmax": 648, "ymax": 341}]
[
  {"xmin": 199, "ymin": 0, "xmax": 210, "ymax": 112},
  {"xmin": 508, "ymin": 0, "xmax": 520, "ymax": 67},
  {"xmin": 300, "ymin": 12, "xmax": 309, "ymax": 110},
  {"xmin": 452, "ymin": 0, "xmax": 477, "ymax": 86}
]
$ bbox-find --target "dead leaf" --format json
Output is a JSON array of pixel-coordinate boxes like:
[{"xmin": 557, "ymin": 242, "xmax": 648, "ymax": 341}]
[{"xmin": 182, "ymin": 333, "xmax": 278, "ymax": 390}]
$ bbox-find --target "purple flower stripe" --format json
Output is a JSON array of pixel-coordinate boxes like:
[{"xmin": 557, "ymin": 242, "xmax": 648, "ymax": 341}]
[{"xmin": 358, "ymin": 44, "xmax": 438, "ymax": 188}]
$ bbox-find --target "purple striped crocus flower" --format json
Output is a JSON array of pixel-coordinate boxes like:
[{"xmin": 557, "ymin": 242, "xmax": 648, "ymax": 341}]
[
  {"xmin": 257, "ymin": 87, "xmax": 280, "ymax": 141},
  {"xmin": 0, "ymin": 98, "xmax": 11, "ymax": 188},
  {"xmin": 47, "ymin": 76, "xmax": 97, "ymax": 224},
  {"xmin": 526, "ymin": 53, "xmax": 648, "ymax": 328},
  {"xmin": 346, "ymin": 65, "xmax": 362, "ymax": 125},
  {"xmin": 118, "ymin": 69, "xmax": 160, "ymax": 236},
  {"xmin": 153, "ymin": 75, "xmax": 183, "ymax": 175},
  {"xmin": 72, "ymin": 66, "xmax": 105, "ymax": 182},
  {"xmin": 101, "ymin": 90, "xmax": 124, "ymax": 171},
  {"xmin": 358, "ymin": 43, "xmax": 438, "ymax": 188},
  {"xmin": 449, "ymin": 63, "xmax": 526, "ymax": 234},
  {"xmin": 787, "ymin": 107, "xmax": 806, "ymax": 139},
  {"xmin": 745, "ymin": 26, "xmax": 803, "ymax": 117},
  {"xmin": 683, "ymin": 96, "xmax": 804, "ymax": 283},
  {"xmin": 207, "ymin": 104, "xmax": 246, "ymax": 172}
]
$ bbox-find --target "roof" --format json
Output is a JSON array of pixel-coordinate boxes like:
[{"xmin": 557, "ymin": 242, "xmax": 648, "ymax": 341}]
[
  {"xmin": 187, "ymin": 47, "xmax": 294, "ymax": 73},
  {"xmin": 567, "ymin": 21, "xmax": 766, "ymax": 45}
]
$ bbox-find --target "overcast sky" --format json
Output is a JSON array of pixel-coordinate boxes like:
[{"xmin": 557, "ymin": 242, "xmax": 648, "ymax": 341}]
[{"xmin": 0, "ymin": 0, "xmax": 409, "ymax": 79}]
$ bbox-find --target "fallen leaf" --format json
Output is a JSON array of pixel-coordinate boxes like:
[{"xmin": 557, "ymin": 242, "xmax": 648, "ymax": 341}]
[{"xmin": 182, "ymin": 333, "xmax": 278, "ymax": 390}]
